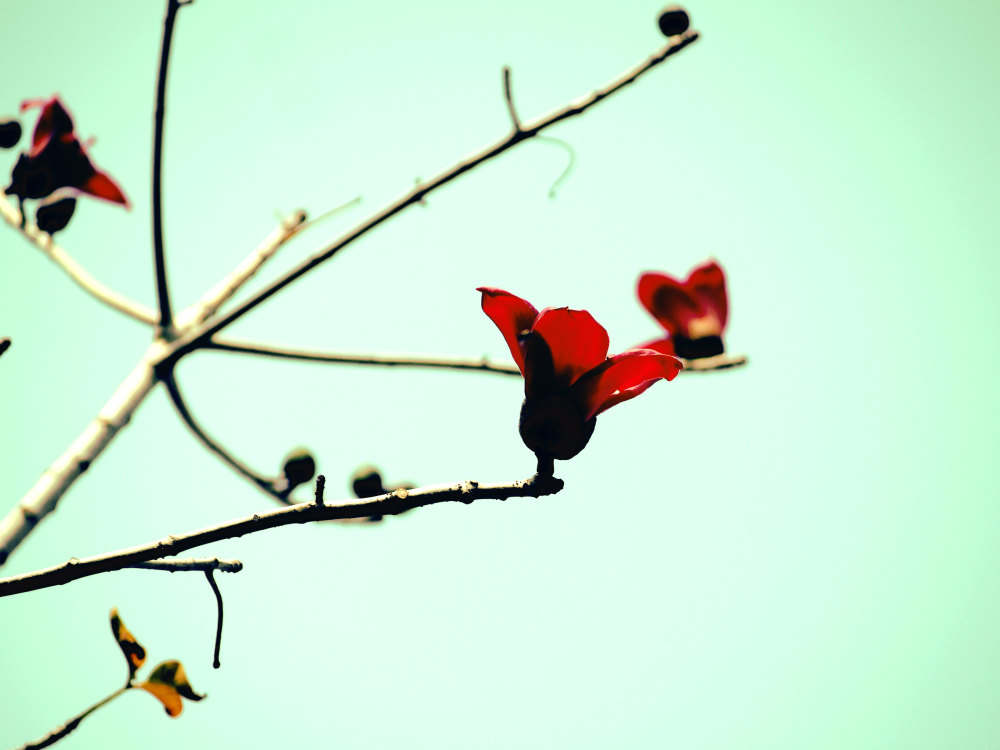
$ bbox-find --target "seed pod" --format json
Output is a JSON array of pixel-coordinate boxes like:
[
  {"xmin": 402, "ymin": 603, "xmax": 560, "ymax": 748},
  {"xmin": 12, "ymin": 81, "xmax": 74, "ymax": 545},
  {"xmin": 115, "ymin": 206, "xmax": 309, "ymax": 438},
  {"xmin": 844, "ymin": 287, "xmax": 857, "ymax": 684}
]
[
  {"xmin": 35, "ymin": 196, "xmax": 77, "ymax": 234},
  {"xmin": 0, "ymin": 120, "xmax": 21, "ymax": 149},
  {"xmin": 281, "ymin": 448, "xmax": 316, "ymax": 490},
  {"xmin": 350, "ymin": 465, "xmax": 386, "ymax": 498},
  {"xmin": 657, "ymin": 6, "xmax": 690, "ymax": 37}
]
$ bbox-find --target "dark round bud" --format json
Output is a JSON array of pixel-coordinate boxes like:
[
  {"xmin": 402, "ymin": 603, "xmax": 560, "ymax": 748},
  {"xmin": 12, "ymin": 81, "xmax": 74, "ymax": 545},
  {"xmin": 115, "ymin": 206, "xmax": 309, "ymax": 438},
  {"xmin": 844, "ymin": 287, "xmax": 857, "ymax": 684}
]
[
  {"xmin": 281, "ymin": 448, "xmax": 316, "ymax": 489},
  {"xmin": 518, "ymin": 393, "xmax": 596, "ymax": 461},
  {"xmin": 350, "ymin": 465, "xmax": 386, "ymax": 498},
  {"xmin": 0, "ymin": 338, "xmax": 10, "ymax": 358},
  {"xmin": 657, "ymin": 6, "xmax": 690, "ymax": 37},
  {"xmin": 0, "ymin": 120, "xmax": 21, "ymax": 149},
  {"xmin": 35, "ymin": 197, "xmax": 77, "ymax": 235}
]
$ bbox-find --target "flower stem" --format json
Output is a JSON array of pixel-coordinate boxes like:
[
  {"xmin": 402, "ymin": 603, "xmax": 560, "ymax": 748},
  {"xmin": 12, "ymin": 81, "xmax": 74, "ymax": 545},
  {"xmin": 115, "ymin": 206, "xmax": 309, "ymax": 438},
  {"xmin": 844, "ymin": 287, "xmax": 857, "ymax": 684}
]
[{"xmin": 18, "ymin": 685, "xmax": 129, "ymax": 750}]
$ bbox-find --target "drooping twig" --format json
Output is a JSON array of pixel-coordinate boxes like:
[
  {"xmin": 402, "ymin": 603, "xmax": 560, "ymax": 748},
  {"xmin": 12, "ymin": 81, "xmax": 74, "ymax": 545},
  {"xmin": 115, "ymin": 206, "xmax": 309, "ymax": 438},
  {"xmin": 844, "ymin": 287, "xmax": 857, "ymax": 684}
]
[
  {"xmin": 0, "ymin": 472, "xmax": 564, "ymax": 597},
  {"xmin": 0, "ymin": 195, "xmax": 157, "ymax": 325},
  {"xmin": 129, "ymin": 557, "xmax": 243, "ymax": 573},
  {"xmin": 170, "ymin": 31, "xmax": 700, "ymax": 358},
  {"xmin": 161, "ymin": 372, "xmax": 292, "ymax": 504},
  {"xmin": 204, "ymin": 569, "xmax": 224, "ymax": 668},
  {"xmin": 150, "ymin": 0, "xmax": 190, "ymax": 333},
  {"xmin": 17, "ymin": 686, "xmax": 129, "ymax": 750},
  {"xmin": 536, "ymin": 136, "xmax": 576, "ymax": 198},
  {"xmin": 502, "ymin": 66, "xmax": 522, "ymax": 132}
]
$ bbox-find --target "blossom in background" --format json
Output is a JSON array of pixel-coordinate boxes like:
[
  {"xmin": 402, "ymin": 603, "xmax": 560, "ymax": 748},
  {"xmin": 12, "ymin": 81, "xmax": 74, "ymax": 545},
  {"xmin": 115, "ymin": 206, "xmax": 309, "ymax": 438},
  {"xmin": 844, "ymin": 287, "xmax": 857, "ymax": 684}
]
[
  {"xmin": 478, "ymin": 287, "xmax": 682, "ymax": 461},
  {"xmin": 636, "ymin": 260, "xmax": 729, "ymax": 360},
  {"xmin": 4, "ymin": 95, "xmax": 129, "ymax": 208}
]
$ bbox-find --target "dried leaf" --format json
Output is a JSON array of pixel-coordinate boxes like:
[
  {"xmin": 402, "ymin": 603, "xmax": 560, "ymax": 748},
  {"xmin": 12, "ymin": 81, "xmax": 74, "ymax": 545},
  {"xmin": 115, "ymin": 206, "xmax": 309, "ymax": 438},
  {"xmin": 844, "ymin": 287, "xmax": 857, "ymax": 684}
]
[
  {"xmin": 109, "ymin": 608, "xmax": 146, "ymax": 677},
  {"xmin": 139, "ymin": 660, "xmax": 204, "ymax": 718}
]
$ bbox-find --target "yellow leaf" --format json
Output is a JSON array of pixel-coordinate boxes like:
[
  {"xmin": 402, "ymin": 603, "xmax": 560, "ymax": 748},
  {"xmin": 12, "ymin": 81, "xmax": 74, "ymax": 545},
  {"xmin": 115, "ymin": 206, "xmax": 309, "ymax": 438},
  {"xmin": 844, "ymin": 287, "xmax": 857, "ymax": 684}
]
[
  {"xmin": 140, "ymin": 660, "xmax": 204, "ymax": 718},
  {"xmin": 109, "ymin": 608, "xmax": 146, "ymax": 676}
]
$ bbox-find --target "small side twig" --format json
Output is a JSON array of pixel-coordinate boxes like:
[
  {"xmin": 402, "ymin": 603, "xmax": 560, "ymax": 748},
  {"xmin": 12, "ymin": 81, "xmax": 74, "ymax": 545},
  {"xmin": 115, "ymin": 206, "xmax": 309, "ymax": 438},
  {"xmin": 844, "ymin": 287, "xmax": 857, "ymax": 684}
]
[
  {"xmin": 204, "ymin": 569, "xmax": 224, "ymax": 669},
  {"xmin": 314, "ymin": 475, "xmax": 326, "ymax": 506},
  {"xmin": 536, "ymin": 136, "xmax": 576, "ymax": 198},
  {"xmin": 0, "ymin": 471, "xmax": 564, "ymax": 597},
  {"xmin": 502, "ymin": 65, "xmax": 522, "ymax": 132}
]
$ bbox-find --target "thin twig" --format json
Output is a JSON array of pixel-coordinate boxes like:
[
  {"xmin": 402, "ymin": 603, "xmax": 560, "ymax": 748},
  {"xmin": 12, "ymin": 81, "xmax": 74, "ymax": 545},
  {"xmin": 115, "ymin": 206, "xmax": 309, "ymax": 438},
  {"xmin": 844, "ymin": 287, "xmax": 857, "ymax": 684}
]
[
  {"xmin": 17, "ymin": 686, "xmax": 129, "ymax": 750},
  {"xmin": 169, "ymin": 31, "xmax": 700, "ymax": 359},
  {"xmin": 129, "ymin": 557, "xmax": 243, "ymax": 572},
  {"xmin": 0, "ymin": 472, "xmax": 564, "ymax": 597},
  {"xmin": 536, "ymin": 136, "xmax": 576, "ymax": 198},
  {"xmin": 0, "ymin": 195, "xmax": 157, "ymax": 325},
  {"xmin": 161, "ymin": 372, "xmax": 293, "ymax": 504},
  {"xmin": 205, "ymin": 338, "xmax": 521, "ymax": 375},
  {"xmin": 502, "ymin": 66, "xmax": 522, "ymax": 131},
  {"xmin": 171, "ymin": 210, "xmax": 308, "ymax": 330},
  {"xmin": 151, "ymin": 0, "xmax": 189, "ymax": 333},
  {"xmin": 204, "ymin": 569, "xmax": 224, "ymax": 668}
]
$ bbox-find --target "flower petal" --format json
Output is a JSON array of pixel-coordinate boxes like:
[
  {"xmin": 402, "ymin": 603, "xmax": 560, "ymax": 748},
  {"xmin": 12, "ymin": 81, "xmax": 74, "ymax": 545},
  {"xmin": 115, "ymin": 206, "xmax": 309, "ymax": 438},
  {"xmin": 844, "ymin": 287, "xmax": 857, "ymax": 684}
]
[
  {"xmin": 531, "ymin": 307, "xmax": 609, "ymax": 386},
  {"xmin": 636, "ymin": 336, "xmax": 675, "ymax": 356},
  {"xmin": 80, "ymin": 170, "xmax": 130, "ymax": 207},
  {"xmin": 574, "ymin": 349, "xmax": 682, "ymax": 420},
  {"xmin": 686, "ymin": 260, "xmax": 728, "ymax": 330},
  {"xmin": 477, "ymin": 287, "xmax": 539, "ymax": 375},
  {"xmin": 21, "ymin": 96, "xmax": 75, "ymax": 158},
  {"xmin": 637, "ymin": 272, "xmax": 702, "ymax": 336}
]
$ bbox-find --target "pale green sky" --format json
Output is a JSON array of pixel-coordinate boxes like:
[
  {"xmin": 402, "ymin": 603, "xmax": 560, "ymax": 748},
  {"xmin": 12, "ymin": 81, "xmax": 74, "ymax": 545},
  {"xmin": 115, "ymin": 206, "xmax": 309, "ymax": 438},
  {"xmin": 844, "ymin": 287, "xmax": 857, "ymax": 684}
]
[{"xmin": 1, "ymin": 1, "xmax": 998, "ymax": 748}]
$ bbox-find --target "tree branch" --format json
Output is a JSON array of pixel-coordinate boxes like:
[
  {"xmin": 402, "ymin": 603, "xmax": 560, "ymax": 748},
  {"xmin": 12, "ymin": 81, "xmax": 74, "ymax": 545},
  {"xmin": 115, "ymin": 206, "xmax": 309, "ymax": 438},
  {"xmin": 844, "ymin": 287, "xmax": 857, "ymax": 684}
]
[
  {"xmin": 0, "ymin": 472, "xmax": 564, "ymax": 597},
  {"xmin": 17, "ymin": 686, "xmax": 129, "ymax": 750},
  {"xmin": 204, "ymin": 569, "xmax": 224, "ymax": 668},
  {"xmin": 151, "ymin": 0, "xmax": 190, "ymax": 334},
  {"xmin": 204, "ymin": 338, "xmax": 521, "ymax": 375},
  {"xmin": 161, "ymin": 372, "xmax": 293, "ymax": 504},
  {"xmin": 502, "ymin": 65, "xmax": 522, "ymax": 132},
  {"xmin": 0, "ymin": 194, "xmax": 157, "ymax": 325},
  {"xmin": 129, "ymin": 557, "xmax": 243, "ymax": 572},
  {"xmin": 171, "ymin": 210, "xmax": 308, "ymax": 330},
  {"xmin": 170, "ymin": 31, "xmax": 700, "ymax": 358}
]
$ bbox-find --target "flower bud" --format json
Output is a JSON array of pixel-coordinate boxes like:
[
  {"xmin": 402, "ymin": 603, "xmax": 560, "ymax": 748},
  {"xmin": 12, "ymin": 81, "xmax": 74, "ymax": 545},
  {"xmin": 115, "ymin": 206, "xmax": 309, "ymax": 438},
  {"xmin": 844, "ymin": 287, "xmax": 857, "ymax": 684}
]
[
  {"xmin": 657, "ymin": 6, "xmax": 690, "ymax": 37},
  {"xmin": 35, "ymin": 196, "xmax": 77, "ymax": 235},
  {"xmin": 518, "ymin": 392, "xmax": 596, "ymax": 461},
  {"xmin": 281, "ymin": 448, "xmax": 316, "ymax": 490},
  {"xmin": 350, "ymin": 465, "xmax": 386, "ymax": 498},
  {"xmin": 0, "ymin": 120, "xmax": 21, "ymax": 149}
]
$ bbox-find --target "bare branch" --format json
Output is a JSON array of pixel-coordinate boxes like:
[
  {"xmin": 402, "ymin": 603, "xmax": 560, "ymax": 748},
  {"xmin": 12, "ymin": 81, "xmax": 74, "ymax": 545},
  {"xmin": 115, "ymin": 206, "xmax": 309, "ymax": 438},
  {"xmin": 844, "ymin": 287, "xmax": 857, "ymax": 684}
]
[
  {"xmin": 172, "ymin": 210, "xmax": 308, "ymax": 330},
  {"xmin": 128, "ymin": 557, "xmax": 243, "ymax": 572},
  {"xmin": 0, "ymin": 194, "xmax": 157, "ymax": 325},
  {"xmin": 161, "ymin": 372, "xmax": 293, "ymax": 504},
  {"xmin": 0, "ymin": 341, "xmax": 167, "ymax": 566},
  {"xmin": 171, "ymin": 31, "xmax": 700, "ymax": 357},
  {"xmin": 205, "ymin": 338, "xmax": 521, "ymax": 375},
  {"xmin": 17, "ymin": 686, "xmax": 129, "ymax": 750},
  {"xmin": 502, "ymin": 65, "xmax": 522, "ymax": 131},
  {"xmin": 151, "ymin": 0, "xmax": 191, "ymax": 333},
  {"xmin": 0, "ymin": 472, "xmax": 564, "ymax": 597}
]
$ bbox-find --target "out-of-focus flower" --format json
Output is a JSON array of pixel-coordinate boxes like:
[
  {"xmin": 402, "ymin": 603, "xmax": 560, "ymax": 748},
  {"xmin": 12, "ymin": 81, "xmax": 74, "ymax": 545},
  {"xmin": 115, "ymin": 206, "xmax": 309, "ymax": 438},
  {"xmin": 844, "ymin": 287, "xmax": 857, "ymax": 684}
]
[
  {"xmin": 636, "ymin": 260, "xmax": 729, "ymax": 360},
  {"xmin": 478, "ymin": 287, "xmax": 682, "ymax": 461},
  {"xmin": 4, "ymin": 96, "xmax": 129, "ymax": 208}
]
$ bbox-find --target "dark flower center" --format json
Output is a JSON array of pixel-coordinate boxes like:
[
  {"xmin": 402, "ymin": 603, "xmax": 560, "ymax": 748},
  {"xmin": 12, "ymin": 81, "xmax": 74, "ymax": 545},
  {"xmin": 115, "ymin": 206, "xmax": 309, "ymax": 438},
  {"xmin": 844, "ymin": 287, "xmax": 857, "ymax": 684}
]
[
  {"xmin": 672, "ymin": 334, "xmax": 724, "ymax": 359},
  {"xmin": 518, "ymin": 392, "xmax": 596, "ymax": 461}
]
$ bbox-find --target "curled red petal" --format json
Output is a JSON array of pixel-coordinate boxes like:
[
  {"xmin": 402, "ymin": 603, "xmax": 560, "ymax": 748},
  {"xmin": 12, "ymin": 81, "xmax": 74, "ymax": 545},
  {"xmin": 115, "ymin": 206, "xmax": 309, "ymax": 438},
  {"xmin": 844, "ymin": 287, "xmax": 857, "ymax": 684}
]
[
  {"xmin": 531, "ymin": 307, "xmax": 609, "ymax": 386},
  {"xmin": 637, "ymin": 272, "xmax": 702, "ymax": 337},
  {"xmin": 22, "ymin": 96, "xmax": 75, "ymax": 158},
  {"xmin": 574, "ymin": 348, "xmax": 682, "ymax": 420},
  {"xmin": 80, "ymin": 171, "xmax": 130, "ymax": 208},
  {"xmin": 477, "ymin": 287, "xmax": 538, "ymax": 375},
  {"xmin": 685, "ymin": 260, "xmax": 728, "ymax": 330}
]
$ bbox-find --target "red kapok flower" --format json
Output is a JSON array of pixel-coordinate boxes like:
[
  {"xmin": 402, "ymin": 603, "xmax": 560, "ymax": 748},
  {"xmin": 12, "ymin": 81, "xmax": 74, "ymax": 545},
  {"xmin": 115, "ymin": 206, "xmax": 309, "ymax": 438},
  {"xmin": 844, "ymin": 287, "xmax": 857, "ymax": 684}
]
[
  {"xmin": 4, "ymin": 96, "xmax": 129, "ymax": 207},
  {"xmin": 478, "ymin": 287, "xmax": 682, "ymax": 461},
  {"xmin": 636, "ymin": 260, "xmax": 728, "ymax": 360}
]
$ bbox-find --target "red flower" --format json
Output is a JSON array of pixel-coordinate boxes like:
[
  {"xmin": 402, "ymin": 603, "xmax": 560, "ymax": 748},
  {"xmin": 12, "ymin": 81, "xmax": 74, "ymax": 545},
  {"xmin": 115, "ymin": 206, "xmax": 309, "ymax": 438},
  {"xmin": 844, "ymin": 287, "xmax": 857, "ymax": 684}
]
[
  {"xmin": 636, "ymin": 260, "xmax": 729, "ymax": 360},
  {"xmin": 4, "ymin": 96, "xmax": 129, "ymax": 208},
  {"xmin": 478, "ymin": 287, "xmax": 682, "ymax": 460}
]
